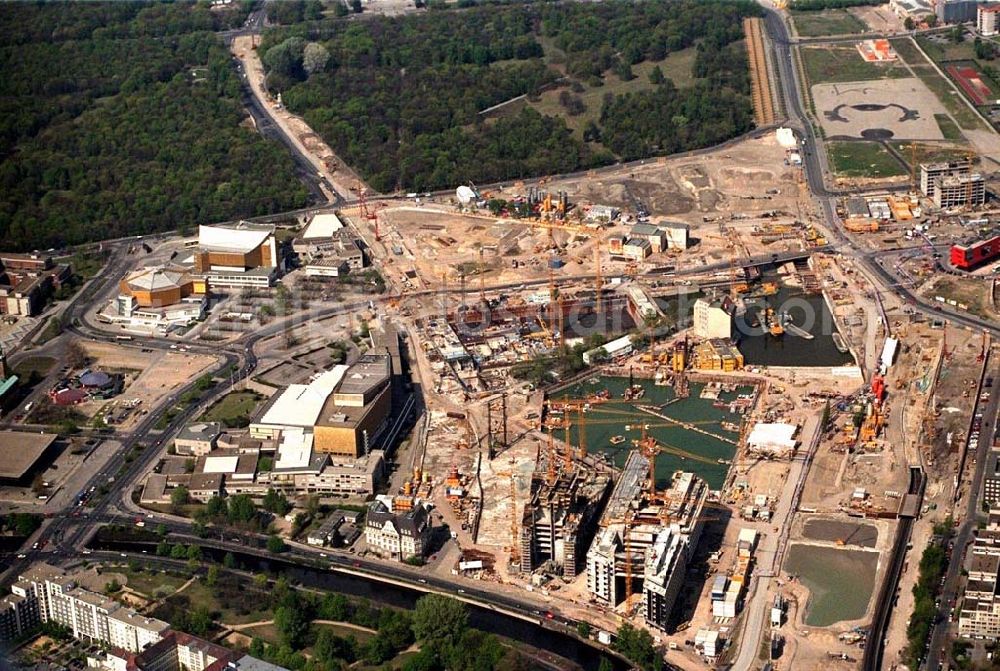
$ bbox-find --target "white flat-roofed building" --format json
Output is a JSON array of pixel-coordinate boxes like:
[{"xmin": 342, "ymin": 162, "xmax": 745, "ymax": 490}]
[
  {"xmin": 202, "ymin": 455, "xmax": 239, "ymax": 474},
  {"xmin": 250, "ymin": 365, "xmax": 348, "ymax": 438},
  {"xmin": 275, "ymin": 428, "xmax": 314, "ymax": 470},
  {"xmin": 303, "ymin": 214, "xmax": 345, "ymax": 238},
  {"xmin": 305, "ymin": 259, "xmax": 349, "ymax": 277},
  {"xmin": 107, "ymin": 610, "xmax": 170, "ymax": 654},
  {"xmin": 582, "ymin": 334, "xmax": 633, "ymax": 365},
  {"xmin": 694, "ymin": 297, "xmax": 734, "ymax": 340},
  {"xmin": 746, "ymin": 422, "xmax": 798, "ymax": 457}
]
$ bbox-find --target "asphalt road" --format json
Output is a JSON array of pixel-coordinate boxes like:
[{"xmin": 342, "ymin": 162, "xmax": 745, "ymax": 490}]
[{"xmin": 924, "ymin": 352, "xmax": 999, "ymax": 670}]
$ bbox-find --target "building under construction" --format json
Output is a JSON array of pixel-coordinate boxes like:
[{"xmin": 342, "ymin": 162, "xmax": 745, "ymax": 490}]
[
  {"xmin": 517, "ymin": 461, "xmax": 612, "ymax": 577},
  {"xmin": 586, "ymin": 450, "xmax": 709, "ymax": 630}
]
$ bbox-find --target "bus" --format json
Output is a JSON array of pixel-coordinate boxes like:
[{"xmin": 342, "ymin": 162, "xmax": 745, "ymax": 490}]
[{"xmin": 115, "ymin": 335, "xmax": 133, "ymax": 341}]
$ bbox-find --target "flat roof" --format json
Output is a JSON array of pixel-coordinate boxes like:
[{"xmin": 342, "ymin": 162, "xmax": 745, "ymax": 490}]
[
  {"xmin": 176, "ymin": 421, "xmax": 222, "ymax": 443},
  {"xmin": 203, "ymin": 455, "xmax": 239, "ymax": 474},
  {"xmin": 275, "ymin": 429, "xmax": 314, "ymax": 470},
  {"xmin": 0, "ymin": 432, "xmax": 57, "ymax": 480},
  {"xmin": 336, "ymin": 357, "xmax": 390, "ymax": 397},
  {"xmin": 257, "ymin": 365, "xmax": 349, "ymax": 428},
  {"xmin": 316, "ymin": 388, "xmax": 386, "ymax": 428},
  {"xmin": 747, "ymin": 423, "xmax": 797, "ymax": 451},
  {"xmin": 303, "ymin": 214, "xmax": 345, "ymax": 239},
  {"xmin": 199, "ymin": 222, "xmax": 273, "ymax": 254}
]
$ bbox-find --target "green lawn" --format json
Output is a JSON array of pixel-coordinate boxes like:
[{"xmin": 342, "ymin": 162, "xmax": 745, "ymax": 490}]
[
  {"xmin": 827, "ymin": 141, "xmax": 907, "ymax": 178},
  {"xmin": 313, "ymin": 622, "xmax": 376, "ymax": 643},
  {"xmin": 200, "ymin": 390, "xmax": 263, "ymax": 428},
  {"xmin": 801, "ymin": 45, "xmax": 910, "ymax": 84},
  {"xmin": 909, "ymin": 64, "xmax": 987, "ymax": 131},
  {"xmin": 889, "ymin": 37, "xmax": 924, "ymax": 65},
  {"xmin": 890, "ymin": 140, "xmax": 971, "ymax": 165},
  {"xmin": 916, "ymin": 35, "xmax": 976, "ymax": 63},
  {"xmin": 121, "ymin": 568, "xmax": 189, "ymax": 598},
  {"xmin": 524, "ymin": 47, "xmax": 700, "ymax": 143},
  {"xmin": 891, "ymin": 37, "xmax": 990, "ymax": 131},
  {"xmin": 791, "ymin": 9, "xmax": 867, "ymax": 38},
  {"xmin": 932, "ymin": 114, "xmax": 965, "ymax": 141},
  {"xmin": 358, "ymin": 650, "xmax": 420, "ymax": 671}
]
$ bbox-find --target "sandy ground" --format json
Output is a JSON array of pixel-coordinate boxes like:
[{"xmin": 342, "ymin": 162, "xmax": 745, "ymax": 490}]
[
  {"xmin": 369, "ymin": 133, "xmax": 817, "ymax": 297},
  {"xmin": 851, "ymin": 5, "xmax": 907, "ymax": 33},
  {"xmin": 812, "ymin": 78, "xmax": 948, "ymax": 140},
  {"xmin": 80, "ymin": 341, "xmax": 218, "ymax": 430}
]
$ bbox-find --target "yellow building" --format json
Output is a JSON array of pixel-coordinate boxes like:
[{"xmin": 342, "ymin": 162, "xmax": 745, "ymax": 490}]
[
  {"xmin": 119, "ymin": 267, "xmax": 203, "ymax": 307},
  {"xmin": 693, "ymin": 339, "xmax": 744, "ymax": 372},
  {"xmin": 313, "ymin": 357, "xmax": 392, "ymax": 457}
]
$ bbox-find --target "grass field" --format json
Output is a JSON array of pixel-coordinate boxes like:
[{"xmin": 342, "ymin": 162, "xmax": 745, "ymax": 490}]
[
  {"xmin": 200, "ymin": 390, "xmax": 263, "ymax": 427},
  {"xmin": 827, "ymin": 141, "xmax": 906, "ymax": 178},
  {"xmin": 801, "ymin": 45, "xmax": 910, "ymax": 84},
  {"xmin": 889, "ymin": 37, "xmax": 924, "ymax": 65},
  {"xmin": 890, "ymin": 140, "xmax": 970, "ymax": 165},
  {"xmin": 791, "ymin": 9, "xmax": 867, "ymax": 37},
  {"xmin": 928, "ymin": 277, "xmax": 992, "ymax": 319},
  {"xmin": 916, "ymin": 35, "xmax": 977, "ymax": 63},
  {"xmin": 909, "ymin": 64, "xmax": 987, "ymax": 130},
  {"xmin": 518, "ymin": 47, "xmax": 699, "ymax": 144},
  {"xmin": 121, "ymin": 568, "xmax": 189, "ymax": 597},
  {"xmin": 933, "ymin": 113, "xmax": 965, "ymax": 140},
  {"xmin": 891, "ymin": 37, "xmax": 990, "ymax": 130}
]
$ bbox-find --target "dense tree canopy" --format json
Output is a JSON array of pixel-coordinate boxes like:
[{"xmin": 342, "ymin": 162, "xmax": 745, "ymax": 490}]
[
  {"xmin": 0, "ymin": 1, "xmax": 309, "ymax": 251},
  {"xmin": 260, "ymin": 0, "xmax": 760, "ymax": 193}
]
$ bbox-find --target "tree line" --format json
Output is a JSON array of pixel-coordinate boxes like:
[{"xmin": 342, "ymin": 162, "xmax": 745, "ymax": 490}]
[
  {"xmin": 259, "ymin": 0, "xmax": 761, "ymax": 193},
  {"xmin": 0, "ymin": 1, "xmax": 308, "ymax": 252}
]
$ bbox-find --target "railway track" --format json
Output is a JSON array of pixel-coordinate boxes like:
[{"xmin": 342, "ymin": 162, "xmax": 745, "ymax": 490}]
[{"xmin": 744, "ymin": 17, "xmax": 777, "ymax": 127}]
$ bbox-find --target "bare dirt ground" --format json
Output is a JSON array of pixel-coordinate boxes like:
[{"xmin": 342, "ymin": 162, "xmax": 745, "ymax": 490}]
[
  {"xmin": 80, "ymin": 341, "xmax": 218, "ymax": 430},
  {"xmin": 850, "ymin": 5, "xmax": 907, "ymax": 33},
  {"xmin": 371, "ymin": 134, "xmax": 818, "ymax": 294}
]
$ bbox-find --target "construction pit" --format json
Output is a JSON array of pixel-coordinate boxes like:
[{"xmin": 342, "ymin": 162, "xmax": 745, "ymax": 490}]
[{"xmin": 361, "ymin": 133, "xmax": 821, "ymax": 298}]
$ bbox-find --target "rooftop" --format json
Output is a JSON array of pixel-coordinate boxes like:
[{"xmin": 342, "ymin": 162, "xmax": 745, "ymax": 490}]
[
  {"xmin": 199, "ymin": 222, "xmax": 274, "ymax": 254},
  {"xmin": 302, "ymin": 213, "xmax": 345, "ymax": 239},
  {"xmin": 275, "ymin": 428, "xmax": 315, "ymax": 470},
  {"xmin": 0, "ymin": 432, "xmax": 57, "ymax": 480},
  {"xmin": 256, "ymin": 365, "xmax": 349, "ymax": 428},
  {"xmin": 336, "ymin": 356, "xmax": 390, "ymax": 398},
  {"xmin": 177, "ymin": 422, "xmax": 223, "ymax": 443},
  {"xmin": 124, "ymin": 267, "xmax": 188, "ymax": 292}
]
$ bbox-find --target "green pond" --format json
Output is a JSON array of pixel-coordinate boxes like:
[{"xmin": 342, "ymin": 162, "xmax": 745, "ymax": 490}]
[
  {"xmin": 548, "ymin": 376, "xmax": 753, "ymax": 490},
  {"xmin": 784, "ymin": 543, "xmax": 879, "ymax": 627}
]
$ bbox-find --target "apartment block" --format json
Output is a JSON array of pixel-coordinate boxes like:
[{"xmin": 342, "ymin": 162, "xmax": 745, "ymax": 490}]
[{"xmin": 0, "ymin": 563, "xmax": 167, "ymax": 652}]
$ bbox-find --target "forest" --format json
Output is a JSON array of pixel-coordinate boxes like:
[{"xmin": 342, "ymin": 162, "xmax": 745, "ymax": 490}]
[
  {"xmin": 260, "ymin": 0, "xmax": 761, "ymax": 193},
  {"xmin": 0, "ymin": 1, "xmax": 309, "ymax": 251}
]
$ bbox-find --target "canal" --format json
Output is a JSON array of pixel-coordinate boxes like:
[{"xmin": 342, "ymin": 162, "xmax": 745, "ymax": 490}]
[
  {"xmin": 735, "ymin": 285, "xmax": 854, "ymax": 368},
  {"xmin": 90, "ymin": 538, "xmax": 630, "ymax": 671}
]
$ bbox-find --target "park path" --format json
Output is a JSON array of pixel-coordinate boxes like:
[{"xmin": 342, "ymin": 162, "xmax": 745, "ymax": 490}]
[{"xmin": 220, "ymin": 618, "xmax": 378, "ymax": 635}]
